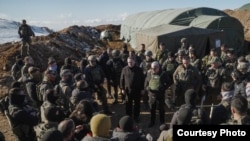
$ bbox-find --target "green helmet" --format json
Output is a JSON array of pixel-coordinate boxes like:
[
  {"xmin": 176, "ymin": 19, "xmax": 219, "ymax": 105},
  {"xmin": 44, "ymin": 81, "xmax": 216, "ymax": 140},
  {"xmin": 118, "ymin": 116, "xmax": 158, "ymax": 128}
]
[
  {"xmin": 144, "ymin": 50, "xmax": 153, "ymax": 56},
  {"xmin": 237, "ymin": 62, "xmax": 248, "ymax": 71},
  {"xmin": 88, "ymin": 55, "xmax": 97, "ymax": 61},
  {"xmin": 112, "ymin": 49, "xmax": 120, "ymax": 58}
]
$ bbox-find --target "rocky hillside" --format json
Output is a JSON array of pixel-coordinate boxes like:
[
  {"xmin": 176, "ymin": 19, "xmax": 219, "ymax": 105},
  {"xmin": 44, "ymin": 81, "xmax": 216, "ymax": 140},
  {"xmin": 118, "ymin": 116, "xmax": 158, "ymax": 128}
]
[{"xmin": 0, "ymin": 24, "xmax": 125, "ymax": 97}]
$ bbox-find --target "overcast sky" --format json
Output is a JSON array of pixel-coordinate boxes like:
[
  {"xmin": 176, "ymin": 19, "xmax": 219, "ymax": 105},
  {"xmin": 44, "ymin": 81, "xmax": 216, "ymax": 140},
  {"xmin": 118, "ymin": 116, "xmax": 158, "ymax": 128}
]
[{"xmin": 0, "ymin": 0, "xmax": 249, "ymax": 31}]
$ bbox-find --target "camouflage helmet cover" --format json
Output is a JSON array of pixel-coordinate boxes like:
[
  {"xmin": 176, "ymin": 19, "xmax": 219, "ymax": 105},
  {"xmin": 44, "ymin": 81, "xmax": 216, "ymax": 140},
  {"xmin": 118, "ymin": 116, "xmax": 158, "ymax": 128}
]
[
  {"xmin": 112, "ymin": 49, "xmax": 120, "ymax": 57},
  {"xmin": 144, "ymin": 50, "xmax": 153, "ymax": 56}
]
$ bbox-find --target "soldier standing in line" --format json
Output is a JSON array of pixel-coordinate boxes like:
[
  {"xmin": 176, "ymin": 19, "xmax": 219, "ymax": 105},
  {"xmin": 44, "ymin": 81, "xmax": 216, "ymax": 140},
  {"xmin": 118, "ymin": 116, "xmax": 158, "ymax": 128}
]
[
  {"xmin": 162, "ymin": 52, "xmax": 179, "ymax": 109},
  {"xmin": 202, "ymin": 57, "xmax": 227, "ymax": 105},
  {"xmin": 106, "ymin": 49, "xmax": 126, "ymax": 104},
  {"xmin": 155, "ymin": 42, "xmax": 168, "ymax": 65},
  {"xmin": 173, "ymin": 56, "xmax": 202, "ymax": 106},
  {"xmin": 140, "ymin": 50, "xmax": 155, "ymax": 109},
  {"xmin": 84, "ymin": 55, "xmax": 112, "ymax": 115}
]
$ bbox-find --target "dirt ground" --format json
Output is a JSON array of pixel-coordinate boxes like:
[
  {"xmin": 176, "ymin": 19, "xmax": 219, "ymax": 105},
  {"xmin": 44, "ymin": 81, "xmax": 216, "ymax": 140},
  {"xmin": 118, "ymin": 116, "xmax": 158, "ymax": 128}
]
[
  {"xmin": 0, "ymin": 24, "xmax": 173, "ymax": 141},
  {"xmin": 1, "ymin": 8, "xmax": 250, "ymax": 141}
]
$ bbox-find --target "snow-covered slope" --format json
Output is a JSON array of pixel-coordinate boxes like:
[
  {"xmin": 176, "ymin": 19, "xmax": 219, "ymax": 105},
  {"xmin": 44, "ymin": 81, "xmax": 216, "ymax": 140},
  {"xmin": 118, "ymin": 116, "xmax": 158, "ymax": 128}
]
[{"xmin": 0, "ymin": 19, "xmax": 53, "ymax": 44}]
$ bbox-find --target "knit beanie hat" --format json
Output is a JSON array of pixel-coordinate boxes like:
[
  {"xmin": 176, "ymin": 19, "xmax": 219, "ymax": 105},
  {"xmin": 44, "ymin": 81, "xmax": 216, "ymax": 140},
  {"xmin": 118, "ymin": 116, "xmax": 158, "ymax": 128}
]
[
  {"xmin": 119, "ymin": 115, "xmax": 134, "ymax": 132},
  {"xmin": 90, "ymin": 114, "xmax": 111, "ymax": 138},
  {"xmin": 41, "ymin": 129, "xmax": 63, "ymax": 141}
]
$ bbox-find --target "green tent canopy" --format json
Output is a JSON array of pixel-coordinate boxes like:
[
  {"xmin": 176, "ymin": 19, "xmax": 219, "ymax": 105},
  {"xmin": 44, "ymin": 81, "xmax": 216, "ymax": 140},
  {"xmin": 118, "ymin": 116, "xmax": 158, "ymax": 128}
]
[
  {"xmin": 121, "ymin": 7, "xmax": 228, "ymax": 48},
  {"xmin": 135, "ymin": 24, "xmax": 225, "ymax": 58},
  {"xmin": 189, "ymin": 15, "xmax": 244, "ymax": 54}
]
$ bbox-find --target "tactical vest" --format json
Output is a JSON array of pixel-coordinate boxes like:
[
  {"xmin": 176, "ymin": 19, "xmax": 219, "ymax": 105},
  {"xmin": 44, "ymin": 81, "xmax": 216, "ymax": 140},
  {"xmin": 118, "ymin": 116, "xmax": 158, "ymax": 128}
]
[
  {"xmin": 165, "ymin": 62, "xmax": 176, "ymax": 74},
  {"xmin": 149, "ymin": 74, "xmax": 160, "ymax": 91}
]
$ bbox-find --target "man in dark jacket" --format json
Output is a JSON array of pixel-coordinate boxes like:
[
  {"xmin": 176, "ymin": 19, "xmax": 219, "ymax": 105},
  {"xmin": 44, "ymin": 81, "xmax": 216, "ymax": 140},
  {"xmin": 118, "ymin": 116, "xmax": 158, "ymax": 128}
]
[
  {"xmin": 8, "ymin": 88, "xmax": 39, "ymax": 141},
  {"xmin": 18, "ymin": 19, "xmax": 35, "ymax": 57},
  {"xmin": 120, "ymin": 57, "xmax": 144, "ymax": 122}
]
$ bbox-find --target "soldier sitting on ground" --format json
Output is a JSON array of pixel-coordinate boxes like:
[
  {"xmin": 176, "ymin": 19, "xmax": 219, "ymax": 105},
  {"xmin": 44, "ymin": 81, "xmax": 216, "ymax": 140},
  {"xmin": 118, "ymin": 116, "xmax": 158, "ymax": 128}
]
[
  {"xmin": 210, "ymin": 82, "xmax": 234, "ymax": 124},
  {"xmin": 222, "ymin": 96, "xmax": 250, "ymax": 125}
]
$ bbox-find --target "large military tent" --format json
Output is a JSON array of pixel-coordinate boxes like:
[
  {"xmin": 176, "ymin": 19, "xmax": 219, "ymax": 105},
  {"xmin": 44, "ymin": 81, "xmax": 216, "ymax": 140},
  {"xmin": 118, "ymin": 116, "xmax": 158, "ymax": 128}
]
[
  {"xmin": 135, "ymin": 24, "xmax": 225, "ymax": 58},
  {"xmin": 121, "ymin": 7, "xmax": 228, "ymax": 48},
  {"xmin": 189, "ymin": 15, "xmax": 244, "ymax": 54}
]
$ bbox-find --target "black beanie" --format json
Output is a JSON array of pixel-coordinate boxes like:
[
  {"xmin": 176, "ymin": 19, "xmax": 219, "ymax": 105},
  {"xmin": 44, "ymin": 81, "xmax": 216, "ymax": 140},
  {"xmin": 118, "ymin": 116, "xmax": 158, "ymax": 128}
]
[
  {"xmin": 184, "ymin": 89, "xmax": 196, "ymax": 105},
  {"xmin": 41, "ymin": 129, "xmax": 63, "ymax": 141},
  {"xmin": 119, "ymin": 115, "xmax": 134, "ymax": 132}
]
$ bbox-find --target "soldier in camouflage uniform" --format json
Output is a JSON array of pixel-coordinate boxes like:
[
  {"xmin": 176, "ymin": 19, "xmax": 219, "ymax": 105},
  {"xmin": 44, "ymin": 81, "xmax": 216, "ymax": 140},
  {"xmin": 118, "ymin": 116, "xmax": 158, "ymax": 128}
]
[
  {"xmin": 178, "ymin": 37, "xmax": 189, "ymax": 56},
  {"xmin": 175, "ymin": 49, "xmax": 185, "ymax": 65},
  {"xmin": 155, "ymin": 42, "xmax": 168, "ymax": 65},
  {"xmin": 223, "ymin": 49, "xmax": 237, "ymax": 82},
  {"xmin": 11, "ymin": 55, "xmax": 24, "ymax": 81},
  {"xmin": 120, "ymin": 43, "xmax": 129, "ymax": 65},
  {"xmin": 189, "ymin": 49, "xmax": 201, "ymax": 70},
  {"xmin": 201, "ymin": 48, "xmax": 220, "ymax": 75},
  {"xmin": 38, "ymin": 70, "xmax": 57, "ymax": 102},
  {"xmin": 106, "ymin": 49, "xmax": 126, "ymax": 104},
  {"xmin": 222, "ymin": 96, "xmax": 250, "ymax": 125},
  {"xmin": 20, "ymin": 56, "xmax": 34, "ymax": 83},
  {"xmin": 162, "ymin": 52, "xmax": 179, "ymax": 109},
  {"xmin": 140, "ymin": 50, "xmax": 155, "ymax": 77},
  {"xmin": 140, "ymin": 50, "xmax": 155, "ymax": 109},
  {"xmin": 18, "ymin": 19, "xmax": 35, "ymax": 57},
  {"xmin": 220, "ymin": 44, "xmax": 228, "ymax": 64},
  {"xmin": 85, "ymin": 55, "xmax": 112, "ymax": 115},
  {"xmin": 136, "ymin": 43, "xmax": 146, "ymax": 61},
  {"xmin": 60, "ymin": 57, "xmax": 79, "ymax": 76},
  {"xmin": 232, "ymin": 62, "xmax": 249, "ymax": 97},
  {"xmin": 173, "ymin": 56, "xmax": 202, "ymax": 106},
  {"xmin": 202, "ymin": 57, "xmax": 227, "ymax": 105}
]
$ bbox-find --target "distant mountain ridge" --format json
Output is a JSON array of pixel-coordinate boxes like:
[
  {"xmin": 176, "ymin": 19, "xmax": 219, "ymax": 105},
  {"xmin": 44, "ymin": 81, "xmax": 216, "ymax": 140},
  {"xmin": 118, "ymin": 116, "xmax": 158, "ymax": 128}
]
[{"xmin": 0, "ymin": 18, "xmax": 53, "ymax": 44}]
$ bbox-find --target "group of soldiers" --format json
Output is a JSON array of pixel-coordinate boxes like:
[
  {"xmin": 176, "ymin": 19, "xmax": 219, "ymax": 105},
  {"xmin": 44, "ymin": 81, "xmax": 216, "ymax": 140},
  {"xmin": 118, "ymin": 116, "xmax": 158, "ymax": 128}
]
[{"xmin": 0, "ymin": 35, "xmax": 250, "ymax": 141}]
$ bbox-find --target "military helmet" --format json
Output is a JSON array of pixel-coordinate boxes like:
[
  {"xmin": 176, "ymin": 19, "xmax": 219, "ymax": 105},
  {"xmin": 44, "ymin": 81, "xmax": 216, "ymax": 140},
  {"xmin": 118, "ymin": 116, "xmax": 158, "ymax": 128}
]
[
  {"xmin": 237, "ymin": 62, "xmax": 248, "ymax": 71},
  {"xmin": 144, "ymin": 50, "xmax": 153, "ymax": 56},
  {"xmin": 88, "ymin": 55, "xmax": 97, "ymax": 61},
  {"xmin": 112, "ymin": 49, "xmax": 120, "ymax": 57}
]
